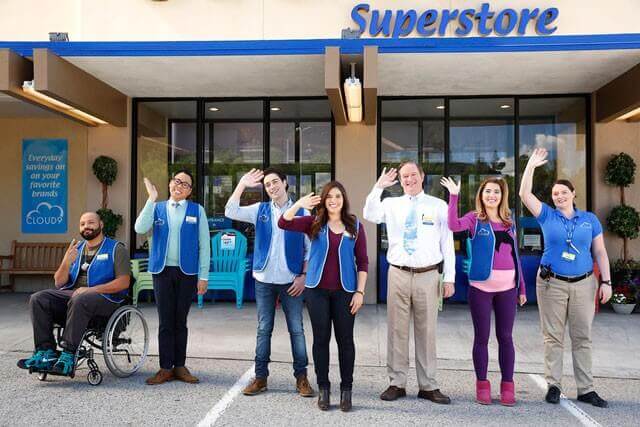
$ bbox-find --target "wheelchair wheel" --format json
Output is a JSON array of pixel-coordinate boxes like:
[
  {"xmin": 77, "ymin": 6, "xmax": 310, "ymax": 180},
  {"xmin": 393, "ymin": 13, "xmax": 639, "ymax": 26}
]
[
  {"xmin": 103, "ymin": 306, "xmax": 149, "ymax": 378},
  {"xmin": 87, "ymin": 369, "xmax": 102, "ymax": 386}
]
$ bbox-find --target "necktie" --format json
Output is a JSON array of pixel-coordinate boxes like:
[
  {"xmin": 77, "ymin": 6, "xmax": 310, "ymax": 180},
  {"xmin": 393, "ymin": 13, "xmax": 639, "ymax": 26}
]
[{"xmin": 403, "ymin": 197, "xmax": 418, "ymax": 255}]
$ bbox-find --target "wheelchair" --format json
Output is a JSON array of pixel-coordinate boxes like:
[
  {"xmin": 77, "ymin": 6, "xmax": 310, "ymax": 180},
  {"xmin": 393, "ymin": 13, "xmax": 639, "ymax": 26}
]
[{"xmin": 29, "ymin": 304, "xmax": 149, "ymax": 386}]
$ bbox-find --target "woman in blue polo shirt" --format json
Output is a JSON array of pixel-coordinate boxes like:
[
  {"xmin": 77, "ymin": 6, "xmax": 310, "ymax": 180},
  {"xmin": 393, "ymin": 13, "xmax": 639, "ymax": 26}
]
[{"xmin": 519, "ymin": 148, "xmax": 612, "ymax": 408}]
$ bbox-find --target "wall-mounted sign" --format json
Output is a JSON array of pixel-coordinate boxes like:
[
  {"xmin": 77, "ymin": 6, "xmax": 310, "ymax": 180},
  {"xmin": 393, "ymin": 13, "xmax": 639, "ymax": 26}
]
[
  {"xmin": 22, "ymin": 139, "xmax": 68, "ymax": 234},
  {"xmin": 351, "ymin": 3, "xmax": 559, "ymax": 38}
]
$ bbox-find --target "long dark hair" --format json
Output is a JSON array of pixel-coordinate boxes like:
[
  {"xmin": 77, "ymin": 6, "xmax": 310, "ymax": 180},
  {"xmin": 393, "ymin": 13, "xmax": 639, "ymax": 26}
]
[{"xmin": 309, "ymin": 181, "xmax": 358, "ymax": 240}]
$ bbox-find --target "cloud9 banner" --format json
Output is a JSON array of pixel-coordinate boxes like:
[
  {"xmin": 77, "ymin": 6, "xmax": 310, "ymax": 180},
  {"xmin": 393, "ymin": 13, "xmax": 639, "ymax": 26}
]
[{"xmin": 22, "ymin": 139, "xmax": 68, "ymax": 234}]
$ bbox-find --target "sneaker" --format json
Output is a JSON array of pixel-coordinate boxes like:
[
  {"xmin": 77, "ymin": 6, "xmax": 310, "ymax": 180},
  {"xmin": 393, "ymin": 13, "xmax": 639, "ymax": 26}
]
[
  {"xmin": 17, "ymin": 349, "xmax": 58, "ymax": 370},
  {"xmin": 51, "ymin": 351, "xmax": 75, "ymax": 376},
  {"xmin": 577, "ymin": 391, "xmax": 608, "ymax": 408},
  {"xmin": 545, "ymin": 385, "xmax": 561, "ymax": 404}
]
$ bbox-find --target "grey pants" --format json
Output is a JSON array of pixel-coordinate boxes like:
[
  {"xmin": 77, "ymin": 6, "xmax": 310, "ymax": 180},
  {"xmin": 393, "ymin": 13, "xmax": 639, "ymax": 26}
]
[{"xmin": 29, "ymin": 289, "xmax": 119, "ymax": 352}]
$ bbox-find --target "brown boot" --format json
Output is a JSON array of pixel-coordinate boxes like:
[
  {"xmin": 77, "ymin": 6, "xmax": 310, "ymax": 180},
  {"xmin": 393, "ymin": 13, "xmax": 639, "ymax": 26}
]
[
  {"xmin": 296, "ymin": 374, "xmax": 316, "ymax": 397},
  {"xmin": 145, "ymin": 368, "xmax": 174, "ymax": 385},
  {"xmin": 173, "ymin": 366, "xmax": 200, "ymax": 384},
  {"xmin": 243, "ymin": 377, "xmax": 268, "ymax": 396}
]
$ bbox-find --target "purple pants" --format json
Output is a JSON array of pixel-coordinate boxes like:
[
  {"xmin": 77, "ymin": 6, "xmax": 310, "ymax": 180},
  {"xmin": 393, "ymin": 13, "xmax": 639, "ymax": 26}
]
[{"xmin": 468, "ymin": 286, "xmax": 517, "ymax": 382}]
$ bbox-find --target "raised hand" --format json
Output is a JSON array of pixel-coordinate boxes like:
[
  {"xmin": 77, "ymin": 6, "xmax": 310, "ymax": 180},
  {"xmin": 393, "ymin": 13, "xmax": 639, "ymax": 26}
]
[
  {"xmin": 375, "ymin": 167, "xmax": 398, "ymax": 189},
  {"xmin": 526, "ymin": 148, "xmax": 549, "ymax": 169},
  {"xmin": 440, "ymin": 176, "xmax": 461, "ymax": 196},
  {"xmin": 64, "ymin": 239, "xmax": 79, "ymax": 267},
  {"xmin": 296, "ymin": 192, "xmax": 322, "ymax": 210},
  {"xmin": 239, "ymin": 169, "xmax": 264, "ymax": 189},
  {"xmin": 143, "ymin": 177, "xmax": 158, "ymax": 202}
]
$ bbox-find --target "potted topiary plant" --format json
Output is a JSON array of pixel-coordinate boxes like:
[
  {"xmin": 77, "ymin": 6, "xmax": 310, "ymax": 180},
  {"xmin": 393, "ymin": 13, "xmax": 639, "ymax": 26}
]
[
  {"xmin": 92, "ymin": 155, "xmax": 123, "ymax": 238},
  {"xmin": 605, "ymin": 152, "xmax": 640, "ymax": 313}
]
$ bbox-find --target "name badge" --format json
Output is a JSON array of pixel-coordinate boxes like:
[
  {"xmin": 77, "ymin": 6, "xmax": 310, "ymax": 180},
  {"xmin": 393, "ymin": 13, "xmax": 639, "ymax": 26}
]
[
  {"xmin": 96, "ymin": 254, "xmax": 109, "ymax": 261},
  {"xmin": 421, "ymin": 214, "xmax": 434, "ymax": 226},
  {"xmin": 185, "ymin": 215, "xmax": 198, "ymax": 224},
  {"xmin": 561, "ymin": 251, "xmax": 576, "ymax": 262}
]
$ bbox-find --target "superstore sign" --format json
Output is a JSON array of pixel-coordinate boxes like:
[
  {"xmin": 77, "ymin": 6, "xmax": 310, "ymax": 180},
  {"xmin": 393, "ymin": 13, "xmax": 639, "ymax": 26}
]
[{"xmin": 351, "ymin": 3, "xmax": 559, "ymax": 37}]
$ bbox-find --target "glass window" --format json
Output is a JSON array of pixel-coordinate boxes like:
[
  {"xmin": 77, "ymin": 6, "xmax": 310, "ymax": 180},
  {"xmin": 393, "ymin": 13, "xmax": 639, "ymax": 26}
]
[
  {"xmin": 204, "ymin": 101, "xmax": 264, "ymax": 242},
  {"xmin": 269, "ymin": 100, "xmax": 332, "ymax": 200},
  {"xmin": 518, "ymin": 97, "xmax": 587, "ymax": 252},
  {"xmin": 135, "ymin": 101, "xmax": 197, "ymax": 251},
  {"xmin": 379, "ymin": 99, "xmax": 445, "ymax": 249}
]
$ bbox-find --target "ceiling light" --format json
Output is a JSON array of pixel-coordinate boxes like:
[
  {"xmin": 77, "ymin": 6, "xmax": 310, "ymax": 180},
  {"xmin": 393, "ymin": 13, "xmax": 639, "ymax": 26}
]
[
  {"xmin": 208, "ymin": 107, "xmax": 220, "ymax": 112},
  {"xmin": 21, "ymin": 80, "xmax": 107, "ymax": 126},
  {"xmin": 617, "ymin": 106, "xmax": 640, "ymax": 121},
  {"xmin": 436, "ymin": 105, "xmax": 445, "ymax": 110},
  {"xmin": 344, "ymin": 63, "xmax": 362, "ymax": 123},
  {"xmin": 271, "ymin": 107, "xmax": 281, "ymax": 112},
  {"xmin": 500, "ymin": 104, "xmax": 511, "ymax": 109}
]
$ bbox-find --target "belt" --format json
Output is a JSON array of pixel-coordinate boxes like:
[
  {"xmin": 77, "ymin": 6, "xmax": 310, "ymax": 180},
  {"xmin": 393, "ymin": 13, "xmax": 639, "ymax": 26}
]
[
  {"xmin": 391, "ymin": 263, "xmax": 440, "ymax": 274},
  {"xmin": 542, "ymin": 270, "xmax": 593, "ymax": 283}
]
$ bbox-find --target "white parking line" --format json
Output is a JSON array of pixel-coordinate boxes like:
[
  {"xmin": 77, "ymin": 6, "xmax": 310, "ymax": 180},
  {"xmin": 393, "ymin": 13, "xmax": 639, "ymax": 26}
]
[
  {"xmin": 528, "ymin": 374, "xmax": 602, "ymax": 427},
  {"xmin": 197, "ymin": 364, "xmax": 255, "ymax": 427}
]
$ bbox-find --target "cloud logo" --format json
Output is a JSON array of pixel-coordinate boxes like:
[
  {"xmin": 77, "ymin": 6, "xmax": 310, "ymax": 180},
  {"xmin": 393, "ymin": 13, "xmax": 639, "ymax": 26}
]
[{"xmin": 26, "ymin": 202, "xmax": 64, "ymax": 226}]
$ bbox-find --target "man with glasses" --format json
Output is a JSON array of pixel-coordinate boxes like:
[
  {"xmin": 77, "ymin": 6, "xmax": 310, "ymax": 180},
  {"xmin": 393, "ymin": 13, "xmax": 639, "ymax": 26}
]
[{"xmin": 135, "ymin": 170, "xmax": 210, "ymax": 385}]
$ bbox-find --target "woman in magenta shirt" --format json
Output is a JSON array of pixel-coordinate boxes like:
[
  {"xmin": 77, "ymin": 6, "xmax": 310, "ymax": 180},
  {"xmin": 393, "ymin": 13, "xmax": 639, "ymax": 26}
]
[
  {"xmin": 279, "ymin": 181, "xmax": 368, "ymax": 413},
  {"xmin": 441, "ymin": 176, "xmax": 526, "ymax": 406}
]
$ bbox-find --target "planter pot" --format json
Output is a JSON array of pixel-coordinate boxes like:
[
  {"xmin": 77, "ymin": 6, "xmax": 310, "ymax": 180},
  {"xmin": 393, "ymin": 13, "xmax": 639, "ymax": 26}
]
[{"xmin": 612, "ymin": 303, "xmax": 636, "ymax": 314}]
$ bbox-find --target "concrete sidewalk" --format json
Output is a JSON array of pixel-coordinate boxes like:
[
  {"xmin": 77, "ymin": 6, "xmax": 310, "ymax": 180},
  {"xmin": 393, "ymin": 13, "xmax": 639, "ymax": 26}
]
[{"xmin": 1, "ymin": 293, "xmax": 638, "ymax": 380}]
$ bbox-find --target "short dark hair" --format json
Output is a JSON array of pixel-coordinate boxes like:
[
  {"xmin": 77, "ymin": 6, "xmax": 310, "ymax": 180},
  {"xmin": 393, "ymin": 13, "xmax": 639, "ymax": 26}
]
[
  {"xmin": 262, "ymin": 168, "xmax": 288, "ymax": 191},
  {"xmin": 172, "ymin": 169, "xmax": 194, "ymax": 186}
]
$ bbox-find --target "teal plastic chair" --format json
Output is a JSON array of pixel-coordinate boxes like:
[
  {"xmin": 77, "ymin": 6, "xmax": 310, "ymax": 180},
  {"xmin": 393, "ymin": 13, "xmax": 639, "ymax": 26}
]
[{"xmin": 199, "ymin": 229, "xmax": 248, "ymax": 309}]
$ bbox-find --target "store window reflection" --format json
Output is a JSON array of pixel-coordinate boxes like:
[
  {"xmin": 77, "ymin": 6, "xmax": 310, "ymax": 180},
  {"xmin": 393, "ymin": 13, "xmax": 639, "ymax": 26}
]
[
  {"xmin": 135, "ymin": 101, "xmax": 197, "ymax": 251},
  {"xmin": 518, "ymin": 97, "xmax": 587, "ymax": 253}
]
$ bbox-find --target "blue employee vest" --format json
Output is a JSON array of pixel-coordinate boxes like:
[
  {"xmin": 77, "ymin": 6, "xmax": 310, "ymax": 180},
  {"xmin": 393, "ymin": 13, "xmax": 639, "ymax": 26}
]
[
  {"xmin": 149, "ymin": 200, "xmax": 200, "ymax": 275},
  {"xmin": 306, "ymin": 220, "xmax": 360, "ymax": 292},
  {"xmin": 253, "ymin": 202, "xmax": 305, "ymax": 274},
  {"xmin": 61, "ymin": 237, "xmax": 127, "ymax": 303},
  {"xmin": 468, "ymin": 220, "xmax": 523, "ymax": 291}
]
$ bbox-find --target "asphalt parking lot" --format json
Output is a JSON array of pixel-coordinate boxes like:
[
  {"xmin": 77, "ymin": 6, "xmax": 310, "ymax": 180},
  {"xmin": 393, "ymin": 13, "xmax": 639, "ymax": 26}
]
[{"xmin": 0, "ymin": 293, "xmax": 638, "ymax": 426}]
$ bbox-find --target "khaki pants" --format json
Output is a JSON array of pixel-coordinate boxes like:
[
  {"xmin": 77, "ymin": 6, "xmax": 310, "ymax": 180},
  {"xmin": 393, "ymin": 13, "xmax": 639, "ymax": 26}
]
[
  {"xmin": 387, "ymin": 266, "xmax": 440, "ymax": 391},
  {"xmin": 536, "ymin": 273, "xmax": 597, "ymax": 395}
]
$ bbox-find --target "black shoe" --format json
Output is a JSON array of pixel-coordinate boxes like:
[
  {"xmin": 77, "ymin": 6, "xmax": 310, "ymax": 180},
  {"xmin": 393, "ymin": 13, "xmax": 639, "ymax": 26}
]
[
  {"xmin": 318, "ymin": 388, "xmax": 330, "ymax": 411},
  {"xmin": 417, "ymin": 389, "xmax": 451, "ymax": 405},
  {"xmin": 545, "ymin": 385, "xmax": 561, "ymax": 404},
  {"xmin": 380, "ymin": 386, "xmax": 407, "ymax": 401},
  {"xmin": 340, "ymin": 390, "xmax": 352, "ymax": 412},
  {"xmin": 577, "ymin": 391, "xmax": 608, "ymax": 408}
]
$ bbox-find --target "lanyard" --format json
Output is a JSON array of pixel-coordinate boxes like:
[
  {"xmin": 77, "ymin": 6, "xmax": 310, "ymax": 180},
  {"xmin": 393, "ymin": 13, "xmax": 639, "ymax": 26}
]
[{"xmin": 560, "ymin": 215, "xmax": 580, "ymax": 254}]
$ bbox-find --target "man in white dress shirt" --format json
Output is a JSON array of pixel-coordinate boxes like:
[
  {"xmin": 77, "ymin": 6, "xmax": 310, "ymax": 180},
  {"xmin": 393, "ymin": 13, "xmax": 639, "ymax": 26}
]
[{"xmin": 363, "ymin": 161, "xmax": 455, "ymax": 404}]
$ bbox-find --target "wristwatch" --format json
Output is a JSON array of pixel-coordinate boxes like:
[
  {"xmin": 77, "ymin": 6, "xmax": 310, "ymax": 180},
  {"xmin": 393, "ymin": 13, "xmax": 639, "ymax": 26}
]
[{"xmin": 601, "ymin": 280, "xmax": 612, "ymax": 286}]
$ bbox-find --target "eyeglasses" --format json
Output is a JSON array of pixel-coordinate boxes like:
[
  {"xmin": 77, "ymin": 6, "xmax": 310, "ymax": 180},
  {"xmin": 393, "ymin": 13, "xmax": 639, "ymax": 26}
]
[{"xmin": 172, "ymin": 178, "xmax": 192, "ymax": 189}]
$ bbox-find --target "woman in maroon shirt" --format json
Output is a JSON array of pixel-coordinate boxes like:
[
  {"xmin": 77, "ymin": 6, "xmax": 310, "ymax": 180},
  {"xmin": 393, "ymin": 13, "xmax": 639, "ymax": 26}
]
[{"xmin": 279, "ymin": 181, "xmax": 368, "ymax": 412}]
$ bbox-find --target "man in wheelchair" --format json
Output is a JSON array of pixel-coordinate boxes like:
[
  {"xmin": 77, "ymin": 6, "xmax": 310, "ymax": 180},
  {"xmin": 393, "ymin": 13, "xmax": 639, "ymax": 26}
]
[{"xmin": 18, "ymin": 211, "xmax": 130, "ymax": 376}]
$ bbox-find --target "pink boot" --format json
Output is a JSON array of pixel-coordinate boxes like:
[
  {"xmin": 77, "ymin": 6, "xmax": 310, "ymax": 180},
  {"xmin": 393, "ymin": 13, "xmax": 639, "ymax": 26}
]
[
  {"xmin": 476, "ymin": 380, "xmax": 492, "ymax": 405},
  {"xmin": 500, "ymin": 381, "xmax": 516, "ymax": 406}
]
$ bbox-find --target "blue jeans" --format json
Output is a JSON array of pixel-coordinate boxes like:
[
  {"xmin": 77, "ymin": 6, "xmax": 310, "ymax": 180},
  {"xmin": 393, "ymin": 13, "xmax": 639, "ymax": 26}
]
[{"xmin": 254, "ymin": 280, "xmax": 308, "ymax": 379}]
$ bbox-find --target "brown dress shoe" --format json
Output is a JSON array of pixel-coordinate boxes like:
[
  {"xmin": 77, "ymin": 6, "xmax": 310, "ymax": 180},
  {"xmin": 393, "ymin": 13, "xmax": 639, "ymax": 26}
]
[
  {"xmin": 380, "ymin": 385, "xmax": 407, "ymax": 401},
  {"xmin": 418, "ymin": 389, "xmax": 451, "ymax": 404},
  {"xmin": 145, "ymin": 368, "xmax": 174, "ymax": 385},
  {"xmin": 243, "ymin": 377, "xmax": 268, "ymax": 396},
  {"xmin": 296, "ymin": 374, "xmax": 316, "ymax": 397},
  {"xmin": 174, "ymin": 366, "xmax": 200, "ymax": 384}
]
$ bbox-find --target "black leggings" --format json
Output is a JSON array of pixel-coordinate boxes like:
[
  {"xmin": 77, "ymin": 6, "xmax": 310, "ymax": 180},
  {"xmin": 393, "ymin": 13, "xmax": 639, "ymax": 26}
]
[{"xmin": 305, "ymin": 287, "xmax": 356, "ymax": 391}]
